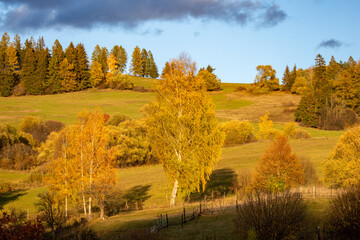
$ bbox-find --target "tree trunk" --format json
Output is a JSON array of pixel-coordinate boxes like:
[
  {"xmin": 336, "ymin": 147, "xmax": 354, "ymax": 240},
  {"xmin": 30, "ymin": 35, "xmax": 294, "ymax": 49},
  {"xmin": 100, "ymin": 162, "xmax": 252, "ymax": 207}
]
[
  {"xmin": 170, "ymin": 179, "xmax": 178, "ymax": 207},
  {"xmin": 82, "ymin": 195, "xmax": 87, "ymax": 215},
  {"xmin": 65, "ymin": 195, "xmax": 68, "ymax": 218},
  {"xmin": 88, "ymin": 196, "xmax": 92, "ymax": 219},
  {"xmin": 100, "ymin": 205, "xmax": 104, "ymax": 220}
]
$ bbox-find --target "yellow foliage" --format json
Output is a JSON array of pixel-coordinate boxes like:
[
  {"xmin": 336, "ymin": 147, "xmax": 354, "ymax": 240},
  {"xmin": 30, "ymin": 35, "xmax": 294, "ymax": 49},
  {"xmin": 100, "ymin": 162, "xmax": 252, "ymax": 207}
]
[
  {"xmin": 257, "ymin": 112, "xmax": 281, "ymax": 140},
  {"xmin": 220, "ymin": 120, "xmax": 255, "ymax": 145},
  {"xmin": 324, "ymin": 125, "xmax": 360, "ymax": 188}
]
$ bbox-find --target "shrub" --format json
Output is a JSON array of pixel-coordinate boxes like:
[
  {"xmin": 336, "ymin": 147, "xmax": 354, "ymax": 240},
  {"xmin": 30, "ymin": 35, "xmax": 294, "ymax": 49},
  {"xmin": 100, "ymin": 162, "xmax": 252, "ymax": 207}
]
[
  {"xmin": 11, "ymin": 83, "xmax": 25, "ymax": 96},
  {"xmin": 106, "ymin": 113, "xmax": 130, "ymax": 126},
  {"xmin": 220, "ymin": 120, "xmax": 255, "ymax": 145},
  {"xmin": 326, "ymin": 188, "xmax": 360, "ymax": 239},
  {"xmin": 0, "ymin": 181, "xmax": 17, "ymax": 193},
  {"xmin": 234, "ymin": 85, "xmax": 247, "ymax": 92},
  {"xmin": 292, "ymin": 128, "xmax": 311, "ymax": 139},
  {"xmin": 0, "ymin": 209, "xmax": 44, "ymax": 240},
  {"xmin": 196, "ymin": 69, "xmax": 221, "ymax": 91},
  {"xmin": 283, "ymin": 122, "xmax": 296, "ymax": 137},
  {"xmin": 19, "ymin": 116, "xmax": 64, "ymax": 144},
  {"xmin": 247, "ymin": 84, "xmax": 270, "ymax": 95},
  {"xmin": 108, "ymin": 72, "xmax": 134, "ymax": 90},
  {"xmin": 257, "ymin": 113, "xmax": 281, "ymax": 140},
  {"xmin": 300, "ymin": 157, "xmax": 318, "ymax": 185},
  {"xmin": 235, "ymin": 192, "xmax": 309, "ymax": 240}
]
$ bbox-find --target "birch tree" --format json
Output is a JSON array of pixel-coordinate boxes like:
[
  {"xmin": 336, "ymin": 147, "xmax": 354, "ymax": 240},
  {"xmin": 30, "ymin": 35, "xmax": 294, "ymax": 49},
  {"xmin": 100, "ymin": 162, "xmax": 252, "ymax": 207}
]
[{"xmin": 145, "ymin": 55, "xmax": 224, "ymax": 206}]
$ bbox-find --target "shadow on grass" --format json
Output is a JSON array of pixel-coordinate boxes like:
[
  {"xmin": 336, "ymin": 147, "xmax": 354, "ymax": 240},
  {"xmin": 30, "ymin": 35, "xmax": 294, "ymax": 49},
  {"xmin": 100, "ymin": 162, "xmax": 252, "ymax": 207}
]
[
  {"xmin": 189, "ymin": 168, "xmax": 239, "ymax": 202},
  {"xmin": 123, "ymin": 184, "xmax": 152, "ymax": 210},
  {"xmin": 0, "ymin": 190, "xmax": 26, "ymax": 210}
]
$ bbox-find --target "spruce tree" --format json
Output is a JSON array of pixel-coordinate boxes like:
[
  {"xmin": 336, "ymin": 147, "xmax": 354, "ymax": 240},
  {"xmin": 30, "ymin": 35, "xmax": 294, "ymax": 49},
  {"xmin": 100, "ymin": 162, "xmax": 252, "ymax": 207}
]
[
  {"xmin": 75, "ymin": 43, "xmax": 90, "ymax": 89},
  {"xmin": 140, "ymin": 48, "xmax": 148, "ymax": 77},
  {"xmin": 118, "ymin": 45, "xmax": 127, "ymax": 73},
  {"xmin": 59, "ymin": 58, "xmax": 77, "ymax": 92},
  {"xmin": 47, "ymin": 39, "xmax": 64, "ymax": 93},
  {"xmin": 327, "ymin": 56, "xmax": 341, "ymax": 84},
  {"xmin": 21, "ymin": 38, "xmax": 37, "ymax": 94},
  {"xmin": 282, "ymin": 65, "xmax": 291, "ymax": 91},
  {"xmin": 65, "ymin": 42, "xmax": 76, "ymax": 66},
  {"xmin": 130, "ymin": 46, "xmax": 142, "ymax": 76},
  {"xmin": 33, "ymin": 37, "xmax": 50, "ymax": 94},
  {"xmin": 148, "ymin": 51, "xmax": 159, "ymax": 79}
]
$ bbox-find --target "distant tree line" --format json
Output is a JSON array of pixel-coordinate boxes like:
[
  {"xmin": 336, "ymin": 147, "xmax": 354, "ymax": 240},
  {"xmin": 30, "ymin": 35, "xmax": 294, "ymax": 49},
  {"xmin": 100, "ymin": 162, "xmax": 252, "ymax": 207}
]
[{"xmin": 0, "ymin": 33, "xmax": 159, "ymax": 97}]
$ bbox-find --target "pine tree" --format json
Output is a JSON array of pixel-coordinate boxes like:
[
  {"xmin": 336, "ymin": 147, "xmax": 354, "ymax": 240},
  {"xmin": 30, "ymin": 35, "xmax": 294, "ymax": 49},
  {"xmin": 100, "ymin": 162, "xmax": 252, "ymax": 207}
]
[
  {"xmin": 148, "ymin": 51, "xmax": 159, "ymax": 79},
  {"xmin": 75, "ymin": 43, "xmax": 90, "ymax": 90},
  {"xmin": 0, "ymin": 41, "xmax": 18, "ymax": 96},
  {"xmin": 289, "ymin": 65, "xmax": 297, "ymax": 90},
  {"xmin": 130, "ymin": 46, "xmax": 142, "ymax": 76},
  {"xmin": 47, "ymin": 39, "xmax": 64, "ymax": 93},
  {"xmin": 65, "ymin": 42, "xmax": 76, "ymax": 66},
  {"xmin": 118, "ymin": 45, "xmax": 127, "ymax": 73},
  {"xmin": 89, "ymin": 61, "xmax": 104, "ymax": 88},
  {"xmin": 327, "ymin": 56, "xmax": 341, "ymax": 84},
  {"xmin": 91, "ymin": 45, "xmax": 108, "ymax": 74}
]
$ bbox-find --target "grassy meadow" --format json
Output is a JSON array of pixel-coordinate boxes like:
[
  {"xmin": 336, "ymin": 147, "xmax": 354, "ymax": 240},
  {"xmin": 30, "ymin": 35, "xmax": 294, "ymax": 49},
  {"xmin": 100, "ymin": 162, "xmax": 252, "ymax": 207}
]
[{"xmin": 0, "ymin": 77, "xmax": 346, "ymax": 239}]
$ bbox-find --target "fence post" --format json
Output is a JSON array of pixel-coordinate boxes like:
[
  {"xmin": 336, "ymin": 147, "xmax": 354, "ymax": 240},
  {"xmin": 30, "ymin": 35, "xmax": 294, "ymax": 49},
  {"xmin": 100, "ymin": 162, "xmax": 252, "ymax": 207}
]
[
  {"xmin": 166, "ymin": 214, "xmax": 169, "ymax": 228},
  {"xmin": 223, "ymin": 192, "xmax": 226, "ymax": 207},
  {"xmin": 181, "ymin": 214, "xmax": 183, "ymax": 228},
  {"xmin": 200, "ymin": 203, "xmax": 202, "ymax": 215},
  {"xmin": 183, "ymin": 207, "xmax": 186, "ymax": 223},
  {"xmin": 212, "ymin": 190, "xmax": 214, "ymax": 212}
]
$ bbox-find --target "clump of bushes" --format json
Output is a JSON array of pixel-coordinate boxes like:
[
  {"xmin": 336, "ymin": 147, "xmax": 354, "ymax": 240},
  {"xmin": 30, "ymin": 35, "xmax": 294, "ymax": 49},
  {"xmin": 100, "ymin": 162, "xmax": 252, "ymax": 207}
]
[
  {"xmin": 0, "ymin": 181, "xmax": 18, "ymax": 193},
  {"xmin": 235, "ymin": 191, "xmax": 310, "ymax": 240},
  {"xmin": 107, "ymin": 72, "xmax": 134, "ymax": 90},
  {"xmin": 220, "ymin": 120, "xmax": 255, "ymax": 145},
  {"xmin": 326, "ymin": 188, "xmax": 360, "ymax": 239},
  {"xmin": 106, "ymin": 113, "xmax": 130, "ymax": 126},
  {"xmin": 283, "ymin": 122, "xmax": 311, "ymax": 139},
  {"xmin": 197, "ymin": 65, "xmax": 222, "ymax": 91}
]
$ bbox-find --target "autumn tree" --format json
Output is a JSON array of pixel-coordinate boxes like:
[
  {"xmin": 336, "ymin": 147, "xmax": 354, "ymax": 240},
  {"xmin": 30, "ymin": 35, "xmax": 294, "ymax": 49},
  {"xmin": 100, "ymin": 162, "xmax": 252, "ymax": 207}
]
[
  {"xmin": 196, "ymin": 65, "xmax": 221, "ymax": 91},
  {"xmin": 91, "ymin": 45, "xmax": 109, "ymax": 74},
  {"xmin": 59, "ymin": 58, "xmax": 77, "ymax": 92},
  {"xmin": 141, "ymin": 48, "xmax": 149, "ymax": 77},
  {"xmin": 145, "ymin": 55, "xmax": 224, "ymax": 206},
  {"xmin": 130, "ymin": 46, "xmax": 143, "ymax": 76},
  {"xmin": 89, "ymin": 61, "xmax": 104, "ymax": 88},
  {"xmin": 254, "ymin": 65, "xmax": 280, "ymax": 91},
  {"xmin": 75, "ymin": 43, "xmax": 90, "ymax": 89},
  {"xmin": 282, "ymin": 65, "xmax": 291, "ymax": 91},
  {"xmin": 111, "ymin": 45, "xmax": 127, "ymax": 73},
  {"xmin": 324, "ymin": 125, "xmax": 360, "ymax": 188},
  {"xmin": 251, "ymin": 134, "xmax": 305, "ymax": 192}
]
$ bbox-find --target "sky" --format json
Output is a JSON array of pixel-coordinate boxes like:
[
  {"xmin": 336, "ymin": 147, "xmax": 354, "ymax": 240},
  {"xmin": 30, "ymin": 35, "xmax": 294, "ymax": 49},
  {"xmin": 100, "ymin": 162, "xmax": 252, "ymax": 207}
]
[{"xmin": 0, "ymin": 0, "xmax": 359, "ymax": 83}]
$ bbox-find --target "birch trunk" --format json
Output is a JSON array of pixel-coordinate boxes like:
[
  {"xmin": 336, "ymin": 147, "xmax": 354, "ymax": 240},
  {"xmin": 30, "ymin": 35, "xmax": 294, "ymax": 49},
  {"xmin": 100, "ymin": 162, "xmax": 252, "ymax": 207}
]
[{"xmin": 170, "ymin": 179, "xmax": 178, "ymax": 207}]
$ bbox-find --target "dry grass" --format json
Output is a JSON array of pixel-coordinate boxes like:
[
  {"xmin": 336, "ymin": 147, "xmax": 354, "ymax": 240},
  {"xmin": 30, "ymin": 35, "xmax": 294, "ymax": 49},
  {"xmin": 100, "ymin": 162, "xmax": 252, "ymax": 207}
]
[{"xmin": 216, "ymin": 92, "xmax": 301, "ymax": 123}]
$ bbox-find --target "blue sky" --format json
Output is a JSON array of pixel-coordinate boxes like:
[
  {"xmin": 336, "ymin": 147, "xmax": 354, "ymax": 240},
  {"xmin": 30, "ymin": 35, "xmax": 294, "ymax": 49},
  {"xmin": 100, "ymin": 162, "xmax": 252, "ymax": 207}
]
[{"xmin": 0, "ymin": 0, "xmax": 359, "ymax": 83}]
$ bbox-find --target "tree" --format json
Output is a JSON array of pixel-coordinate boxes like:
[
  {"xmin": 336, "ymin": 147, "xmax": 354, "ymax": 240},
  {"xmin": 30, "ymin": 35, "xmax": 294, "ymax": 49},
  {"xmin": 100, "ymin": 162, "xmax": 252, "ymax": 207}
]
[
  {"xmin": 196, "ymin": 66, "xmax": 221, "ymax": 91},
  {"xmin": 21, "ymin": 38, "xmax": 37, "ymax": 94},
  {"xmin": 59, "ymin": 58, "xmax": 77, "ymax": 92},
  {"xmin": 33, "ymin": 37, "xmax": 50, "ymax": 94},
  {"xmin": 251, "ymin": 134, "xmax": 305, "ymax": 192},
  {"xmin": 75, "ymin": 43, "xmax": 90, "ymax": 89},
  {"xmin": 89, "ymin": 61, "xmax": 104, "ymax": 88},
  {"xmin": 324, "ymin": 125, "xmax": 360, "ymax": 188},
  {"xmin": 111, "ymin": 45, "xmax": 127, "ymax": 73},
  {"xmin": 145, "ymin": 56, "xmax": 224, "ymax": 206},
  {"xmin": 91, "ymin": 45, "xmax": 108, "ymax": 74},
  {"xmin": 141, "ymin": 48, "xmax": 149, "ymax": 77},
  {"xmin": 130, "ymin": 46, "xmax": 143, "ymax": 76},
  {"xmin": 148, "ymin": 51, "xmax": 159, "ymax": 79},
  {"xmin": 0, "ymin": 43, "xmax": 19, "ymax": 96},
  {"xmin": 282, "ymin": 65, "xmax": 291, "ymax": 91},
  {"xmin": 254, "ymin": 65, "xmax": 280, "ymax": 91},
  {"xmin": 47, "ymin": 39, "xmax": 64, "ymax": 93}
]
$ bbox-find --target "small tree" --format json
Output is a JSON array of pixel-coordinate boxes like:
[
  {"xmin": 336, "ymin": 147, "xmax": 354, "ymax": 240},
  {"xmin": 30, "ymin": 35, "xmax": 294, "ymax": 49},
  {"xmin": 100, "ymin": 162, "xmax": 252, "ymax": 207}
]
[
  {"xmin": 324, "ymin": 125, "xmax": 360, "ymax": 188},
  {"xmin": 254, "ymin": 65, "xmax": 280, "ymax": 91},
  {"xmin": 145, "ymin": 55, "xmax": 224, "ymax": 206},
  {"xmin": 251, "ymin": 134, "xmax": 305, "ymax": 192},
  {"xmin": 196, "ymin": 66, "xmax": 221, "ymax": 91}
]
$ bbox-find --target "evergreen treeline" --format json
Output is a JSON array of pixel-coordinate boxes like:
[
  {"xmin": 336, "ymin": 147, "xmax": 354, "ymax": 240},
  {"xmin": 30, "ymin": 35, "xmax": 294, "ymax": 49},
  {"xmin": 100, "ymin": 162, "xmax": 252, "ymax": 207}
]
[
  {"xmin": 282, "ymin": 54, "xmax": 360, "ymax": 130},
  {"xmin": 0, "ymin": 33, "xmax": 159, "ymax": 97}
]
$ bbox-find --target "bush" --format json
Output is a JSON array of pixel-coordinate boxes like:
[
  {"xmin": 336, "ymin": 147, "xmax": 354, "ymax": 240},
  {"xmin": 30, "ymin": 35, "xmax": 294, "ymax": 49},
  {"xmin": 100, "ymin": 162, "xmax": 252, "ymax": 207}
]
[
  {"xmin": 300, "ymin": 157, "xmax": 318, "ymax": 185},
  {"xmin": 283, "ymin": 122, "xmax": 311, "ymax": 139},
  {"xmin": 108, "ymin": 72, "xmax": 134, "ymax": 90},
  {"xmin": 11, "ymin": 83, "xmax": 25, "ymax": 96},
  {"xmin": 257, "ymin": 113, "xmax": 282, "ymax": 140},
  {"xmin": 19, "ymin": 116, "xmax": 64, "ymax": 144},
  {"xmin": 196, "ymin": 69, "xmax": 221, "ymax": 91},
  {"xmin": 0, "ymin": 181, "xmax": 17, "ymax": 193},
  {"xmin": 220, "ymin": 120, "xmax": 255, "ymax": 145},
  {"xmin": 326, "ymin": 188, "xmax": 360, "ymax": 239},
  {"xmin": 235, "ymin": 192, "xmax": 310, "ymax": 240},
  {"xmin": 106, "ymin": 113, "xmax": 130, "ymax": 126},
  {"xmin": 234, "ymin": 85, "xmax": 247, "ymax": 92}
]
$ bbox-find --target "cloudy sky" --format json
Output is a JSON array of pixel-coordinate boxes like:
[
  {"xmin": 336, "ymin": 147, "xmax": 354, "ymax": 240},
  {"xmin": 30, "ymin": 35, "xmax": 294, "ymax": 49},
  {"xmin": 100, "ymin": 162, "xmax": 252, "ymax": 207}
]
[{"xmin": 0, "ymin": 0, "xmax": 359, "ymax": 83}]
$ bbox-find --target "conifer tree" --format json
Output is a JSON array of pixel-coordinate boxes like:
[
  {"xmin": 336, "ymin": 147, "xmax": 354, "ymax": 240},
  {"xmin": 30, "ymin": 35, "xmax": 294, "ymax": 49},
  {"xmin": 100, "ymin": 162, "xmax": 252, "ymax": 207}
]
[
  {"xmin": 14, "ymin": 34, "xmax": 22, "ymax": 68},
  {"xmin": 0, "ymin": 39, "xmax": 18, "ymax": 96},
  {"xmin": 33, "ymin": 37, "xmax": 50, "ymax": 94},
  {"xmin": 282, "ymin": 65, "xmax": 291, "ymax": 91},
  {"xmin": 141, "ymin": 48, "xmax": 148, "ymax": 77},
  {"xmin": 75, "ymin": 43, "xmax": 90, "ymax": 90},
  {"xmin": 327, "ymin": 56, "xmax": 341, "ymax": 84},
  {"xmin": 21, "ymin": 38, "xmax": 37, "ymax": 94},
  {"xmin": 110, "ymin": 45, "xmax": 127, "ymax": 73},
  {"xmin": 148, "ymin": 51, "xmax": 159, "ymax": 78},
  {"xmin": 47, "ymin": 39, "xmax": 64, "ymax": 93},
  {"xmin": 130, "ymin": 46, "xmax": 143, "ymax": 76},
  {"xmin": 91, "ymin": 45, "xmax": 108, "ymax": 74},
  {"xmin": 65, "ymin": 42, "xmax": 76, "ymax": 67},
  {"xmin": 59, "ymin": 58, "xmax": 77, "ymax": 92},
  {"xmin": 89, "ymin": 61, "xmax": 104, "ymax": 88}
]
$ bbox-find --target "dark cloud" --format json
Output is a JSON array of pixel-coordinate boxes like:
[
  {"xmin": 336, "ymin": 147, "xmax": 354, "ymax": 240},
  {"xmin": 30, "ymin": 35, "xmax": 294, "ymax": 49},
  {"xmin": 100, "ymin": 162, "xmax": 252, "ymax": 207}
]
[
  {"xmin": 0, "ymin": 0, "xmax": 287, "ymax": 32},
  {"xmin": 317, "ymin": 39, "xmax": 343, "ymax": 49},
  {"xmin": 258, "ymin": 4, "xmax": 287, "ymax": 28}
]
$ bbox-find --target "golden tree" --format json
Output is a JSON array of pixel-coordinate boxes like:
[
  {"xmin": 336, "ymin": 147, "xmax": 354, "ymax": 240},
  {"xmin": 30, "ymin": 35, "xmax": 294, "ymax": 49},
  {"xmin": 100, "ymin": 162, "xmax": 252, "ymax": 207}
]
[
  {"xmin": 145, "ymin": 55, "xmax": 224, "ymax": 206},
  {"xmin": 324, "ymin": 125, "xmax": 360, "ymax": 188},
  {"xmin": 251, "ymin": 134, "xmax": 305, "ymax": 192}
]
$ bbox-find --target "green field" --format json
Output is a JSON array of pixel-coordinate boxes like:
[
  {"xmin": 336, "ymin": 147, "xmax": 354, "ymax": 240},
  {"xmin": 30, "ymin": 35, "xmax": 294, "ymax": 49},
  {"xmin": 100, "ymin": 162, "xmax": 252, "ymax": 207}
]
[{"xmin": 0, "ymin": 80, "xmax": 345, "ymax": 239}]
